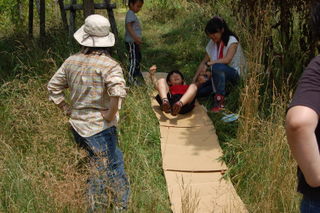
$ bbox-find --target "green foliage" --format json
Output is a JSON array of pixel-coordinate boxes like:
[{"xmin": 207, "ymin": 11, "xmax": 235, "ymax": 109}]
[
  {"xmin": 0, "ymin": 0, "xmax": 308, "ymax": 212},
  {"xmin": 235, "ymin": 0, "xmax": 317, "ymax": 91}
]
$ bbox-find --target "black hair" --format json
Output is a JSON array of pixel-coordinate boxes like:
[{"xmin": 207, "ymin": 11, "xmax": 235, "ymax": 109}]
[
  {"xmin": 128, "ymin": 0, "xmax": 144, "ymax": 7},
  {"xmin": 81, "ymin": 47, "xmax": 112, "ymax": 55},
  {"xmin": 205, "ymin": 16, "xmax": 239, "ymax": 45},
  {"xmin": 311, "ymin": 2, "xmax": 320, "ymax": 38},
  {"xmin": 166, "ymin": 70, "xmax": 184, "ymax": 84}
]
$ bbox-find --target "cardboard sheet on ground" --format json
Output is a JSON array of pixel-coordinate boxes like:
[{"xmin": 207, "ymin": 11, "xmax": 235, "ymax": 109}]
[
  {"xmin": 142, "ymin": 71, "xmax": 247, "ymax": 212},
  {"xmin": 151, "ymin": 96, "xmax": 212, "ymax": 127},
  {"xmin": 142, "ymin": 71, "xmax": 168, "ymax": 83},
  {"xmin": 164, "ymin": 171, "xmax": 247, "ymax": 213},
  {"xmin": 160, "ymin": 126, "xmax": 227, "ymax": 172}
]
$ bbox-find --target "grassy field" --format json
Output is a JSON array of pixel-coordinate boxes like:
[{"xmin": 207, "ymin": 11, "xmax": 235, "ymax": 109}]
[{"xmin": 0, "ymin": 0, "xmax": 301, "ymax": 212}]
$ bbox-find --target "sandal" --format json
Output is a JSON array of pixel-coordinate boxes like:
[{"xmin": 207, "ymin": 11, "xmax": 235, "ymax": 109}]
[
  {"xmin": 161, "ymin": 98, "xmax": 171, "ymax": 113},
  {"xmin": 171, "ymin": 100, "xmax": 183, "ymax": 116}
]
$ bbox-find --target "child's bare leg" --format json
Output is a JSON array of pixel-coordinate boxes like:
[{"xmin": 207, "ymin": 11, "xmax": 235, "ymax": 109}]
[
  {"xmin": 157, "ymin": 78, "xmax": 171, "ymax": 113},
  {"xmin": 172, "ymin": 84, "xmax": 197, "ymax": 116},
  {"xmin": 179, "ymin": 83, "xmax": 198, "ymax": 105},
  {"xmin": 157, "ymin": 78, "xmax": 169, "ymax": 99}
]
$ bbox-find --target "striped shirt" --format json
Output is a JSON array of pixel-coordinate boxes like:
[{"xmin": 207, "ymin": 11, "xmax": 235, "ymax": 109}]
[{"xmin": 47, "ymin": 53, "xmax": 127, "ymax": 137}]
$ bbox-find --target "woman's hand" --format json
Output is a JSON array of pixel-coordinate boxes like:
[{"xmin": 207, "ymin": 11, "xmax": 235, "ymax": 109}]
[
  {"xmin": 197, "ymin": 75, "xmax": 208, "ymax": 84},
  {"xmin": 100, "ymin": 109, "xmax": 112, "ymax": 122},
  {"xmin": 58, "ymin": 101, "xmax": 71, "ymax": 117},
  {"xmin": 207, "ymin": 60, "xmax": 216, "ymax": 66},
  {"xmin": 193, "ymin": 54, "xmax": 210, "ymax": 83},
  {"xmin": 100, "ymin": 97, "xmax": 119, "ymax": 122}
]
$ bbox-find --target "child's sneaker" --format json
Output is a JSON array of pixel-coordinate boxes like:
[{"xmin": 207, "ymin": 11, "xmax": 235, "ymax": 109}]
[
  {"xmin": 211, "ymin": 94, "xmax": 225, "ymax": 112},
  {"xmin": 113, "ymin": 206, "xmax": 126, "ymax": 213}
]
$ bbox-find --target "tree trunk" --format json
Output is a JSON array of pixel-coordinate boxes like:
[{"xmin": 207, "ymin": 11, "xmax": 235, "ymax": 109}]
[
  {"xmin": 69, "ymin": 0, "xmax": 77, "ymax": 35},
  {"xmin": 35, "ymin": 0, "xmax": 40, "ymax": 16},
  {"xmin": 104, "ymin": 0, "xmax": 118, "ymax": 40},
  {"xmin": 40, "ymin": 0, "xmax": 45, "ymax": 38},
  {"xmin": 17, "ymin": 0, "xmax": 23, "ymax": 23},
  {"xmin": 28, "ymin": 0, "xmax": 34, "ymax": 38},
  {"xmin": 83, "ymin": 0, "xmax": 95, "ymax": 18},
  {"xmin": 57, "ymin": 0, "xmax": 69, "ymax": 33}
]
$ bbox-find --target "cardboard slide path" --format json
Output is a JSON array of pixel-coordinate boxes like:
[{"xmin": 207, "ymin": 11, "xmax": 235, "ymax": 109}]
[{"xmin": 142, "ymin": 72, "xmax": 247, "ymax": 213}]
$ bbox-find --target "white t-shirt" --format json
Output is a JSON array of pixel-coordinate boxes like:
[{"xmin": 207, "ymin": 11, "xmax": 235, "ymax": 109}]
[{"xmin": 206, "ymin": 35, "xmax": 245, "ymax": 75}]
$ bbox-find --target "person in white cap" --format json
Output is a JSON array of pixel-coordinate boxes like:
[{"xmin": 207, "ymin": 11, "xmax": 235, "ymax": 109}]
[{"xmin": 47, "ymin": 14, "xmax": 129, "ymax": 211}]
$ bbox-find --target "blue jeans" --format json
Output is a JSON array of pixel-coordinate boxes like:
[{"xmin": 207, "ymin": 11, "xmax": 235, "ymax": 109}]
[
  {"xmin": 72, "ymin": 126, "xmax": 130, "ymax": 211},
  {"xmin": 301, "ymin": 197, "xmax": 320, "ymax": 213},
  {"xmin": 197, "ymin": 63, "xmax": 239, "ymax": 97}
]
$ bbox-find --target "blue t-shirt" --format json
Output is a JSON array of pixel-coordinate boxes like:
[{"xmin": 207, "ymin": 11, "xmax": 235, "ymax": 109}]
[{"xmin": 125, "ymin": 10, "xmax": 142, "ymax": 42}]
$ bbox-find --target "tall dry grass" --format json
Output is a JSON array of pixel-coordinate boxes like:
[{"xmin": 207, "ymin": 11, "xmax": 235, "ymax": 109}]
[
  {"xmin": 0, "ymin": 77, "xmax": 87, "ymax": 212},
  {"xmin": 226, "ymin": 2, "xmax": 301, "ymax": 212}
]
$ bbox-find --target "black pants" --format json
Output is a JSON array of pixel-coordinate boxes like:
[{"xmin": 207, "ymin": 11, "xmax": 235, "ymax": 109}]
[
  {"xmin": 156, "ymin": 93, "xmax": 195, "ymax": 114},
  {"xmin": 125, "ymin": 42, "xmax": 142, "ymax": 83}
]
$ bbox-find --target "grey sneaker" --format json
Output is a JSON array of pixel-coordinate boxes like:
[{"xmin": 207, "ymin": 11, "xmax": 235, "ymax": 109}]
[{"xmin": 112, "ymin": 206, "xmax": 126, "ymax": 213}]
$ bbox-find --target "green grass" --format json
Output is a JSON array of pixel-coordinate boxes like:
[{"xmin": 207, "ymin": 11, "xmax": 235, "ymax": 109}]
[{"xmin": 0, "ymin": 1, "xmax": 302, "ymax": 212}]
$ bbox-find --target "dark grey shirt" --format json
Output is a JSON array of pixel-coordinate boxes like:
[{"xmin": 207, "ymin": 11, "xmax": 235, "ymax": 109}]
[
  {"xmin": 289, "ymin": 55, "xmax": 320, "ymax": 200},
  {"xmin": 125, "ymin": 10, "xmax": 142, "ymax": 43}
]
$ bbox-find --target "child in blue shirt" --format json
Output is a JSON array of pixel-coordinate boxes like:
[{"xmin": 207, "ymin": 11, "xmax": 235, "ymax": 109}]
[{"xmin": 125, "ymin": 0, "xmax": 144, "ymax": 84}]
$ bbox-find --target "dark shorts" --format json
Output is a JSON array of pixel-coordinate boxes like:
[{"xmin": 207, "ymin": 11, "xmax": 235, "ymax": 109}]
[
  {"xmin": 156, "ymin": 93, "xmax": 195, "ymax": 114},
  {"xmin": 301, "ymin": 196, "xmax": 320, "ymax": 213}
]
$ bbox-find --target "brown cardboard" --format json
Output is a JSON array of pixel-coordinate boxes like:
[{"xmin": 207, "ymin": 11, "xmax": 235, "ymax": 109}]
[
  {"xmin": 143, "ymin": 72, "xmax": 247, "ymax": 212},
  {"xmin": 160, "ymin": 126, "xmax": 227, "ymax": 172},
  {"xmin": 151, "ymin": 97, "xmax": 212, "ymax": 127},
  {"xmin": 142, "ymin": 71, "xmax": 168, "ymax": 84},
  {"xmin": 164, "ymin": 171, "xmax": 247, "ymax": 213}
]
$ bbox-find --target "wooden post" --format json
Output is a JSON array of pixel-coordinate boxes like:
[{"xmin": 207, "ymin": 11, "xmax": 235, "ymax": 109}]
[
  {"xmin": 35, "ymin": 0, "xmax": 40, "ymax": 16},
  {"xmin": 58, "ymin": 0, "xmax": 69, "ymax": 33},
  {"xmin": 104, "ymin": 0, "xmax": 118, "ymax": 40},
  {"xmin": 69, "ymin": 0, "xmax": 77, "ymax": 35},
  {"xmin": 39, "ymin": 0, "xmax": 45, "ymax": 38},
  {"xmin": 17, "ymin": 0, "xmax": 23, "ymax": 25},
  {"xmin": 64, "ymin": 3, "xmax": 116, "ymax": 10},
  {"xmin": 83, "ymin": 0, "xmax": 95, "ymax": 18},
  {"xmin": 28, "ymin": 0, "xmax": 34, "ymax": 38},
  {"xmin": 123, "ymin": 0, "xmax": 128, "ymax": 7}
]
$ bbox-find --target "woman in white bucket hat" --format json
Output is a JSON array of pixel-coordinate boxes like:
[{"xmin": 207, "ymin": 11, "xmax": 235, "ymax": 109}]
[
  {"xmin": 48, "ymin": 14, "xmax": 129, "ymax": 211},
  {"xmin": 74, "ymin": 14, "xmax": 115, "ymax": 47}
]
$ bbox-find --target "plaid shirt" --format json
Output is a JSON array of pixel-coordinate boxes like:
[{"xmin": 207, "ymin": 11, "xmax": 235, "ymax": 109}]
[{"xmin": 48, "ymin": 53, "xmax": 127, "ymax": 137}]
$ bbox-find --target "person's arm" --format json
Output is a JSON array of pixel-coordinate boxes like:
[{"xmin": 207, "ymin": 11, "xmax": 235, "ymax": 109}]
[
  {"xmin": 193, "ymin": 54, "xmax": 210, "ymax": 83},
  {"xmin": 100, "ymin": 97, "xmax": 120, "ymax": 122},
  {"xmin": 102, "ymin": 64, "xmax": 127, "ymax": 122},
  {"xmin": 48, "ymin": 63, "xmax": 71, "ymax": 116},
  {"xmin": 126, "ymin": 22, "xmax": 142, "ymax": 44},
  {"xmin": 286, "ymin": 106, "xmax": 320, "ymax": 187},
  {"xmin": 208, "ymin": 43, "xmax": 238, "ymax": 65}
]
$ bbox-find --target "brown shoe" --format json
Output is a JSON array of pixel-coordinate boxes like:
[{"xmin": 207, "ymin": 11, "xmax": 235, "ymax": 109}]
[
  {"xmin": 171, "ymin": 100, "xmax": 183, "ymax": 116},
  {"xmin": 161, "ymin": 98, "xmax": 171, "ymax": 113}
]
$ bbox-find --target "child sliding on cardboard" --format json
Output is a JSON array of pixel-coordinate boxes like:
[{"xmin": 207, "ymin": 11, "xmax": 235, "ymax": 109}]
[{"xmin": 149, "ymin": 65, "xmax": 199, "ymax": 116}]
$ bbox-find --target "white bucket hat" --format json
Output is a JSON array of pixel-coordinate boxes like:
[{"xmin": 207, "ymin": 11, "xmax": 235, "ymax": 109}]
[{"xmin": 74, "ymin": 14, "xmax": 115, "ymax": 47}]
